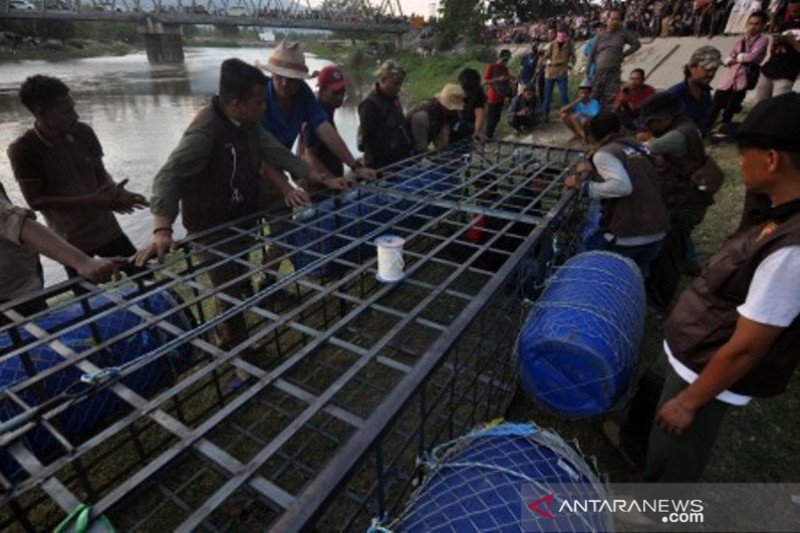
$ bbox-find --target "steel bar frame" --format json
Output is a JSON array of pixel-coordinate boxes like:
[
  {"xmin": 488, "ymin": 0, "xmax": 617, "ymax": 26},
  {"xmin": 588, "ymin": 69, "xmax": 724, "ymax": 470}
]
[{"xmin": 0, "ymin": 140, "xmax": 583, "ymax": 531}]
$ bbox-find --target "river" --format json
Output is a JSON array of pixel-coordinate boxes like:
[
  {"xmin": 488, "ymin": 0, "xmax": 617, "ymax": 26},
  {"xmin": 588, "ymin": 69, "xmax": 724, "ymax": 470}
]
[{"xmin": 0, "ymin": 46, "xmax": 366, "ymax": 284}]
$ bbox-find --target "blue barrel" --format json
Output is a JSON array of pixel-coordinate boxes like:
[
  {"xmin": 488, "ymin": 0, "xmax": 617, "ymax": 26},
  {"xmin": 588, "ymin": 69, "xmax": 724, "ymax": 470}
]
[
  {"xmin": 286, "ymin": 199, "xmax": 340, "ymax": 277},
  {"xmin": 392, "ymin": 422, "xmax": 611, "ymax": 532},
  {"xmin": 395, "ymin": 164, "xmax": 459, "ymax": 220},
  {"xmin": 517, "ymin": 251, "xmax": 645, "ymax": 418},
  {"xmin": 0, "ymin": 286, "xmax": 193, "ymax": 480}
]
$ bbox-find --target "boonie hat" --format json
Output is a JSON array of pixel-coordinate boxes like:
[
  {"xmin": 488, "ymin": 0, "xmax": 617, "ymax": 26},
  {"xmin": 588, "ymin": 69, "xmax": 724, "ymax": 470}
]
[
  {"xmin": 736, "ymin": 92, "xmax": 800, "ymax": 152},
  {"xmin": 436, "ymin": 83, "xmax": 466, "ymax": 111},
  {"xmin": 317, "ymin": 65, "xmax": 347, "ymax": 91},
  {"xmin": 265, "ymin": 40, "xmax": 311, "ymax": 79}
]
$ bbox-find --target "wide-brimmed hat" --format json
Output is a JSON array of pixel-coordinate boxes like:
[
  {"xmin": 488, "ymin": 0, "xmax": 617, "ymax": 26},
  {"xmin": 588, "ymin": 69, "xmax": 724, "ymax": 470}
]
[
  {"xmin": 437, "ymin": 83, "xmax": 466, "ymax": 111},
  {"xmin": 265, "ymin": 40, "xmax": 311, "ymax": 79}
]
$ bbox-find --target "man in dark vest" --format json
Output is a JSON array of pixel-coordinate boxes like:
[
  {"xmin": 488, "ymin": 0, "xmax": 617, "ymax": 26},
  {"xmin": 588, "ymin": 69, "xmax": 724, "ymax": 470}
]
[
  {"xmin": 605, "ymin": 92, "xmax": 800, "ymax": 482},
  {"xmin": 639, "ymin": 92, "xmax": 711, "ymax": 313},
  {"xmin": 565, "ymin": 111, "xmax": 669, "ymax": 275},
  {"xmin": 135, "ymin": 58, "xmax": 317, "ymax": 388},
  {"xmin": 406, "ymin": 83, "xmax": 465, "ymax": 153},
  {"xmin": 357, "ymin": 60, "xmax": 413, "ymax": 170}
]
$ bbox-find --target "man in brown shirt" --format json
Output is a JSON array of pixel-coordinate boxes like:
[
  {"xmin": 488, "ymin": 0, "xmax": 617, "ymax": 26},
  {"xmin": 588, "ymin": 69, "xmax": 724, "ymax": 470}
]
[{"xmin": 7, "ymin": 75, "xmax": 148, "ymax": 278}]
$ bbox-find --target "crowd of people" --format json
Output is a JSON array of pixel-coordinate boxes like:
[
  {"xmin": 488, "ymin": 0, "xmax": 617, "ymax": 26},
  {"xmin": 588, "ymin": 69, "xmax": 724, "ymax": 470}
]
[
  {"xmin": 486, "ymin": 0, "xmax": 795, "ymax": 45},
  {"xmin": 1, "ymin": 0, "xmax": 799, "ymax": 491}
]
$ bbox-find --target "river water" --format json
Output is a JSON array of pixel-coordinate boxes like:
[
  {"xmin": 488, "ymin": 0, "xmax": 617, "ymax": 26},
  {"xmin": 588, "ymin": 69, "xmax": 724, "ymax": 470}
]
[{"xmin": 0, "ymin": 46, "xmax": 365, "ymax": 284}]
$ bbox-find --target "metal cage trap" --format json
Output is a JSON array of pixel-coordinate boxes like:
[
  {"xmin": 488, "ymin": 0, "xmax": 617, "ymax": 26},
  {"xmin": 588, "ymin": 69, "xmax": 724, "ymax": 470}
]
[{"xmin": 0, "ymin": 139, "xmax": 584, "ymax": 531}]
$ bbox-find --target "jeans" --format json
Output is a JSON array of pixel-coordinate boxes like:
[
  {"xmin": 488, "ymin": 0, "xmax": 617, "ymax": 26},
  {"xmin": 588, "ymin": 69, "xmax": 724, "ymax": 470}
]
[
  {"xmin": 710, "ymin": 88, "xmax": 747, "ymax": 126},
  {"xmin": 646, "ymin": 206, "xmax": 707, "ymax": 312},
  {"xmin": 587, "ymin": 233, "xmax": 664, "ymax": 278},
  {"xmin": 486, "ymin": 102, "xmax": 504, "ymax": 139},
  {"xmin": 542, "ymin": 76, "xmax": 569, "ymax": 120}
]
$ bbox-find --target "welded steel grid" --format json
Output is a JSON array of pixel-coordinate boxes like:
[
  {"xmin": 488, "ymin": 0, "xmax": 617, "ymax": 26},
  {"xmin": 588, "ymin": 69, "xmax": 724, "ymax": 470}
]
[{"xmin": 0, "ymin": 140, "xmax": 584, "ymax": 531}]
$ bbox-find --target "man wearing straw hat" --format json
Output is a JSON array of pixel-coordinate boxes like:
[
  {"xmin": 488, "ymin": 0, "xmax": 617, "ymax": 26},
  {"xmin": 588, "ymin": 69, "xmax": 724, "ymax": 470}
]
[
  {"xmin": 261, "ymin": 41, "xmax": 377, "ymax": 182},
  {"xmin": 357, "ymin": 59, "xmax": 413, "ymax": 170},
  {"xmin": 406, "ymin": 83, "xmax": 466, "ymax": 153}
]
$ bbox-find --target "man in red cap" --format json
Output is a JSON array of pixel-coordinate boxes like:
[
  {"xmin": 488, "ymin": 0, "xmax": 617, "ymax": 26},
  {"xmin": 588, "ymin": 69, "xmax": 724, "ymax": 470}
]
[{"xmin": 298, "ymin": 65, "xmax": 350, "ymax": 190}]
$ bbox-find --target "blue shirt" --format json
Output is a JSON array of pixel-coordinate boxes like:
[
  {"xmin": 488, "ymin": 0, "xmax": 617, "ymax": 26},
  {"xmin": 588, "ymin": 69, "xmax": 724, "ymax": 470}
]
[
  {"xmin": 262, "ymin": 78, "xmax": 329, "ymax": 149},
  {"xmin": 583, "ymin": 39, "xmax": 597, "ymax": 78},
  {"xmin": 518, "ymin": 52, "xmax": 537, "ymax": 85},
  {"xmin": 666, "ymin": 80, "xmax": 713, "ymax": 137},
  {"xmin": 572, "ymin": 99, "xmax": 600, "ymax": 118}
]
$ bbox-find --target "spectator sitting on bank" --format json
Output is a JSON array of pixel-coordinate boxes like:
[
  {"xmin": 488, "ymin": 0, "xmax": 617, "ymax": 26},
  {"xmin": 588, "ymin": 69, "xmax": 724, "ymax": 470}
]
[
  {"xmin": 612, "ymin": 68, "xmax": 656, "ymax": 132},
  {"xmin": 666, "ymin": 45, "xmax": 722, "ymax": 137},
  {"xmin": 561, "ymin": 78, "xmax": 601, "ymax": 141},
  {"xmin": 407, "ymin": 83, "xmax": 465, "ymax": 153},
  {"xmin": 507, "ymin": 84, "xmax": 539, "ymax": 133},
  {"xmin": 710, "ymin": 11, "xmax": 768, "ymax": 136},
  {"xmin": 451, "ymin": 68, "xmax": 487, "ymax": 142}
]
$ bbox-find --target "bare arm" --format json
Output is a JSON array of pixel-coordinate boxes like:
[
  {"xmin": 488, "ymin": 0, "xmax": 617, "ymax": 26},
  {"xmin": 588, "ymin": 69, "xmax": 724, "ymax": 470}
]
[
  {"xmin": 21, "ymin": 217, "xmax": 118, "ymax": 283},
  {"xmin": 656, "ymin": 316, "xmax": 784, "ymax": 435},
  {"xmin": 313, "ymin": 122, "xmax": 377, "ymax": 180}
]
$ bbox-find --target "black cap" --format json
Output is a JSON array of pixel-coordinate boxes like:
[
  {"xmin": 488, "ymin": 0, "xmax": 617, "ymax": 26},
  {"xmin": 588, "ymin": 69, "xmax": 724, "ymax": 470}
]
[
  {"xmin": 639, "ymin": 92, "xmax": 684, "ymax": 122},
  {"xmin": 736, "ymin": 93, "xmax": 800, "ymax": 152}
]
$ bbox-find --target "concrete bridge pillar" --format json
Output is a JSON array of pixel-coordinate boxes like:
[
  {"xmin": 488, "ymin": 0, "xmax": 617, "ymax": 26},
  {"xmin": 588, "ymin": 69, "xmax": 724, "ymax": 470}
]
[{"xmin": 139, "ymin": 18, "xmax": 184, "ymax": 64}]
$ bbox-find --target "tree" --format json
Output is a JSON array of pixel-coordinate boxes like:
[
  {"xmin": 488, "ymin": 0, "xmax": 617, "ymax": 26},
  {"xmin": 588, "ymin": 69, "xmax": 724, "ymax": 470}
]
[
  {"xmin": 436, "ymin": 0, "xmax": 486, "ymax": 49},
  {"xmin": 487, "ymin": 0, "xmax": 583, "ymax": 24}
]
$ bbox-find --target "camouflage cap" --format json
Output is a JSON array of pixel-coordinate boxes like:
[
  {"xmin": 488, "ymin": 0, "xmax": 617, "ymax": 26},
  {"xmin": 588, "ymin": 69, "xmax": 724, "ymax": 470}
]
[
  {"xmin": 376, "ymin": 59, "xmax": 406, "ymax": 81},
  {"xmin": 689, "ymin": 45, "xmax": 722, "ymax": 70}
]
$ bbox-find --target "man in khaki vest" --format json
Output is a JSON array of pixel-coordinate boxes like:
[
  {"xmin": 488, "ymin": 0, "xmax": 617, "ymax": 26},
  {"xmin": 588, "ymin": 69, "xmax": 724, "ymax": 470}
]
[{"xmin": 605, "ymin": 93, "xmax": 800, "ymax": 482}]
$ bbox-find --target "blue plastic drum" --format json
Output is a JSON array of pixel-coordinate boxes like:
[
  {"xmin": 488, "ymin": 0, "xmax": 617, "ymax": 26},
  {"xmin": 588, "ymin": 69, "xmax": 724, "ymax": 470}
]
[
  {"xmin": 517, "ymin": 251, "xmax": 645, "ymax": 418},
  {"xmin": 392, "ymin": 422, "xmax": 611, "ymax": 532},
  {"xmin": 0, "ymin": 286, "xmax": 193, "ymax": 479},
  {"xmin": 286, "ymin": 200, "xmax": 340, "ymax": 277}
]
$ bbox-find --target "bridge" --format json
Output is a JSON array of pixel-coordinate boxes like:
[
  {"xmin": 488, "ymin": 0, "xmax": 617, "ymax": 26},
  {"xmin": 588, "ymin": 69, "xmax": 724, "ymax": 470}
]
[{"xmin": 0, "ymin": 0, "xmax": 410, "ymax": 62}]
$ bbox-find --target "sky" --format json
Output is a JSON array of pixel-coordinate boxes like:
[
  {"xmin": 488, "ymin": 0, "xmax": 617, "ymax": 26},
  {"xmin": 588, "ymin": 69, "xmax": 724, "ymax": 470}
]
[{"xmin": 397, "ymin": 0, "xmax": 439, "ymax": 17}]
